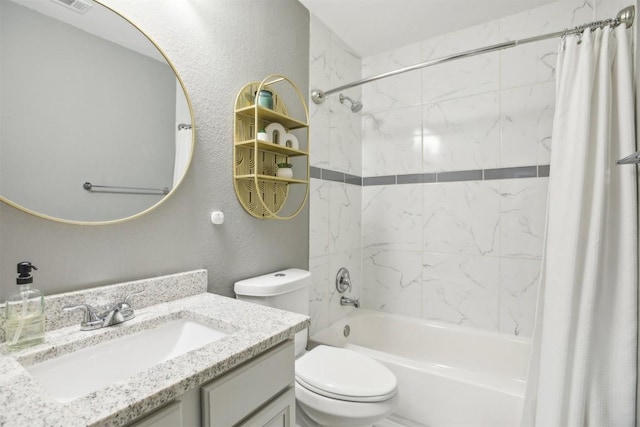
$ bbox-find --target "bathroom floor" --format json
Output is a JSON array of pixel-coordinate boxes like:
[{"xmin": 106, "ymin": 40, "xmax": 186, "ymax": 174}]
[{"xmin": 375, "ymin": 415, "xmax": 428, "ymax": 427}]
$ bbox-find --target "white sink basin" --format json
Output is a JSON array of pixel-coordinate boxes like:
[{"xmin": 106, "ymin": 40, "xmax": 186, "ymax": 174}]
[{"xmin": 25, "ymin": 318, "xmax": 228, "ymax": 402}]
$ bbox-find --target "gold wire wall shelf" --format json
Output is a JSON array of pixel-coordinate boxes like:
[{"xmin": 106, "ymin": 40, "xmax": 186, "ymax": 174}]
[{"xmin": 233, "ymin": 75, "xmax": 310, "ymax": 219}]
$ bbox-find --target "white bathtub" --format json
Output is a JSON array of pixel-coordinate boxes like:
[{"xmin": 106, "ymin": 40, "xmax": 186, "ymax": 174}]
[{"xmin": 309, "ymin": 309, "xmax": 531, "ymax": 427}]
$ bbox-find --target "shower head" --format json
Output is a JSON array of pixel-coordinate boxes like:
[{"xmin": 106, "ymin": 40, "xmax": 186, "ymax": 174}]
[{"xmin": 339, "ymin": 94, "xmax": 363, "ymax": 113}]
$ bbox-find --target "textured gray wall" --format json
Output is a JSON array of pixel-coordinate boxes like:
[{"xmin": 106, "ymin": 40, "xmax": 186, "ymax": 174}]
[{"xmin": 0, "ymin": 0, "xmax": 310, "ymax": 301}]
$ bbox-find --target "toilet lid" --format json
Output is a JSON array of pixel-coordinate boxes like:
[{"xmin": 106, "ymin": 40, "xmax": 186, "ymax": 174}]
[{"xmin": 295, "ymin": 345, "xmax": 397, "ymax": 403}]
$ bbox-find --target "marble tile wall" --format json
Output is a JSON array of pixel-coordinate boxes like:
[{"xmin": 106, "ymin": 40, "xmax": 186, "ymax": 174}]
[
  {"xmin": 359, "ymin": 0, "xmax": 599, "ymax": 337},
  {"xmin": 362, "ymin": 178, "xmax": 548, "ymax": 336},
  {"xmin": 309, "ymin": 0, "xmax": 629, "ymax": 337},
  {"xmin": 308, "ymin": 16, "xmax": 362, "ymax": 334}
]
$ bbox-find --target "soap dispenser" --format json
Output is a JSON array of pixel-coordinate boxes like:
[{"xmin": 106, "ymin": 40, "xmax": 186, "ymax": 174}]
[{"xmin": 5, "ymin": 262, "xmax": 45, "ymax": 350}]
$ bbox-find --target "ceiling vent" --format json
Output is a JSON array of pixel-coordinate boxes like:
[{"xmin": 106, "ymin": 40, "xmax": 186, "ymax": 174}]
[{"xmin": 49, "ymin": 0, "xmax": 92, "ymax": 14}]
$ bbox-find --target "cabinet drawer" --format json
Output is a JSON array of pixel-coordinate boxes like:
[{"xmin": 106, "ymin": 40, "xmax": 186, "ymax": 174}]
[{"xmin": 202, "ymin": 340, "xmax": 294, "ymax": 426}]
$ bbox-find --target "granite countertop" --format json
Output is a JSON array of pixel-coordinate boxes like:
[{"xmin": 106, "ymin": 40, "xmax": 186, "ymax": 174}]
[{"xmin": 0, "ymin": 270, "xmax": 309, "ymax": 427}]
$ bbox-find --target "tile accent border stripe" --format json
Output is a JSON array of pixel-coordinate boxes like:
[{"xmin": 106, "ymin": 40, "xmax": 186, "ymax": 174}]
[
  {"xmin": 484, "ymin": 166, "xmax": 537, "ymax": 180},
  {"xmin": 321, "ymin": 168, "xmax": 345, "ymax": 183},
  {"xmin": 345, "ymin": 173, "xmax": 363, "ymax": 186},
  {"xmin": 310, "ymin": 165, "xmax": 550, "ymax": 186},
  {"xmin": 437, "ymin": 169, "xmax": 483, "ymax": 183},
  {"xmin": 363, "ymin": 175, "xmax": 396, "ymax": 186},
  {"xmin": 538, "ymin": 165, "xmax": 550, "ymax": 177}
]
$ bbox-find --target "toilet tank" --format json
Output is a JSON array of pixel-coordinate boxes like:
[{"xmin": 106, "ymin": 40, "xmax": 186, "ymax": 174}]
[
  {"xmin": 234, "ymin": 268, "xmax": 310, "ymax": 315},
  {"xmin": 234, "ymin": 268, "xmax": 311, "ymax": 355}
]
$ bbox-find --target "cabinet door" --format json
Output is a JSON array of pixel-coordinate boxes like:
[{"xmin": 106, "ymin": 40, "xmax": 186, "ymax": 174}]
[
  {"xmin": 239, "ymin": 387, "xmax": 295, "ymax": 427},
  {"xmin": 202, "ymin": 341, "xmax": 294, "ymax": 426},
  {"xmin": 127, "ymin": 388, "xmax": 200, "ymax": 427},
  {"xmin": 128, "ymin": 401, "xmax": 182, "ymax": 427}
]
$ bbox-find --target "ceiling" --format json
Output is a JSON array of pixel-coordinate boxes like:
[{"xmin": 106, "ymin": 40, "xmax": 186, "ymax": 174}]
[
  {"xmin": 9, "ymin": 0, "xmax": 164, "ymax": 61},
  {"xmin": 298, "ymin": 0, "xmax": 557, "ymax": 57}
]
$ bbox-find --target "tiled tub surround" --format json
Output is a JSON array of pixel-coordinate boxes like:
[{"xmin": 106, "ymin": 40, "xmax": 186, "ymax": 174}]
[
  {"xmin": 307, "ymin": 0, "xmax": 609, "ymax": 338},
  {"xmin": 310, "ymin": 171, "xmax": 548, "ymax": 337},
  {"xmin": 308, "ymin": 16, "xmax": 362, "ymax": 176},
  {"xmin": 355, "ymin": 0, "xmax": 601, "ymax": 336},
  {"xmin": 308, "ymin": 16, "xmax": 364, "ymax": 337},
  {"xmin": 0, "ymin": 270, "xmax": 309, "ymax": 426}
]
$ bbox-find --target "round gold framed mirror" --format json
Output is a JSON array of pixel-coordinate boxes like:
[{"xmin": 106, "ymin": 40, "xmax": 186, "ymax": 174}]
[{"xmin": 0, "ymin": 0, "xmax": 194, "ymax": 224}]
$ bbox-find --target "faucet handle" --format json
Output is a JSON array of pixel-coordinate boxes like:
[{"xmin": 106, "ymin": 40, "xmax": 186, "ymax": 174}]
[
  {"xmin": 63, "ymin": 304, "xmax": 98, "ymax": 322},
  {"xmin": 116, "ymin": 289, "xmax": 145, "ymax": 317},
  {"xmin": 63, "ymin": 304, "xmax": 102, "ymax": 330},
  {"xmin": 122, "ymin": 289, "xmax": 145, "ymax": 308},
  {"xmin": 336, "ymin": 268, "xmax": 352, "ymax": 293},
  {"xmin": 111, "ymin": 289, "xmax": 143, "ymax": 323}
]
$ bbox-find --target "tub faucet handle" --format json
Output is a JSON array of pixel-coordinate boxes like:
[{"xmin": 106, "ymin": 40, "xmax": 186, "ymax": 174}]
[{"xmin": 336, "ymin": 268, "xmax": 352, "ymax": 293}]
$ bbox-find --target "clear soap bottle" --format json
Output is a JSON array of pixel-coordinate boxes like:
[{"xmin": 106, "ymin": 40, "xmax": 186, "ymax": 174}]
[{"xmin": 5, "ymin": 262, "xmax": 45, "ymax": 350}]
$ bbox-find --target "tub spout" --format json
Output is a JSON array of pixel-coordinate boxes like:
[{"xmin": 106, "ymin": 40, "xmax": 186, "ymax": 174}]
[{"xmin": 340, "ymin": 296, "xmax": 360, "ymax": 308}]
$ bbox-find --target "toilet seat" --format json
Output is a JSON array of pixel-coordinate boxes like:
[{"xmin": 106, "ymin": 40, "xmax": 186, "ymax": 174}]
[
  {"xmin": 295, "ymin": 345, "xmax": 397, "ymax": 403},
  {"xmin": 295, "ymin": 381, "xmax": 400, "ymax": 426}
]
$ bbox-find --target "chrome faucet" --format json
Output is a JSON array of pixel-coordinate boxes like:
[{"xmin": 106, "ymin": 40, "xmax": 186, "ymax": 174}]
[
  {"xmin": 340, "ymin": 296, "xmax": 360, "ymax": 308},
  {"xmin": 64, "ymin": 290, "xmax": 144, "ymax": 331},
  {"xmin": 336, "ymin": 268, "xmax": 359, "ymax": 308}
]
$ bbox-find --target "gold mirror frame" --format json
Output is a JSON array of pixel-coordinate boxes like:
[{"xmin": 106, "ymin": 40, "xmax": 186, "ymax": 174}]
[{"xmin": 0, "ymin": 0, "xmax": 195, "ymax": 225}]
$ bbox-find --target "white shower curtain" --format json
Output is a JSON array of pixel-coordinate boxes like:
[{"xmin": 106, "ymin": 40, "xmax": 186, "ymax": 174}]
[{"xmin": 521, "ymin": 25, "xmax": 637, "ymax": 427}]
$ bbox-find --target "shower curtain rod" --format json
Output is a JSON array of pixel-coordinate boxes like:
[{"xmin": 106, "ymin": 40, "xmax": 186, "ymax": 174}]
[{"xmin": 310, "ymin": 5, "xmax": 635, "ymax": 104}]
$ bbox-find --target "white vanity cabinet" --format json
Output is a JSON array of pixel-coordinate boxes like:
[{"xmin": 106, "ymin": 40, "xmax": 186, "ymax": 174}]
[
  {"xmin": 128, "ymin": 399, "xmax": 191, "ymax": 427},
  {"xmin": 202, "ymin": 339, "xmax": 295, "ymax": 426},
  {"xmin": 129, "ymin": 340, "xmax": 295, "ymax": 427},
  {"xmin": 236, "ymin": 388, "xmax": 295, "ymax": 427}
]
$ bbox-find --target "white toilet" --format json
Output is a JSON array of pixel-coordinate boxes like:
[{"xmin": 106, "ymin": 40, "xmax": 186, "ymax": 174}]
[{"xmin": 235, "ymin": 268, "xmax": 398, "ymax": 427}]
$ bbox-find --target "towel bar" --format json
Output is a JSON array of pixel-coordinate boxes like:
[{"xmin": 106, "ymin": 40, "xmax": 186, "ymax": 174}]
[{"xmin": 83, "ymin": 182, "xmax": 169, "ymax": 195}]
